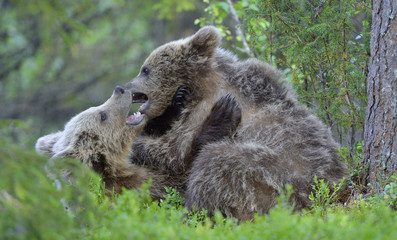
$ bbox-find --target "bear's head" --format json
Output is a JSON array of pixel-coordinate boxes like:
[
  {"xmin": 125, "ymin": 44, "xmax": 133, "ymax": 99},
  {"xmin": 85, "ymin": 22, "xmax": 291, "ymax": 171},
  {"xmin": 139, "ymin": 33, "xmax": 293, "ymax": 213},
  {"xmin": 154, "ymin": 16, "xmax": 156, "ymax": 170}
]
[
  {"xmin": 35, "ymin": 86, "xmax": 146, "ymax": 174},
  {"xmin": 124, "ymin": 26, "xmax": 222, "ymax": 120}
]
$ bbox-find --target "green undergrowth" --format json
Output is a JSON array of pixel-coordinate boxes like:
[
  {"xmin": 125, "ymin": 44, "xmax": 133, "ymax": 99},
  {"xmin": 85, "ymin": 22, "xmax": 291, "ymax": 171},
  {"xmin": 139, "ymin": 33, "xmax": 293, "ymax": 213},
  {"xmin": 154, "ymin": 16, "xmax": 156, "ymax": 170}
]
[{"xmin": 1, "ymin": 135, "xmax": 396, "ymax": 240}]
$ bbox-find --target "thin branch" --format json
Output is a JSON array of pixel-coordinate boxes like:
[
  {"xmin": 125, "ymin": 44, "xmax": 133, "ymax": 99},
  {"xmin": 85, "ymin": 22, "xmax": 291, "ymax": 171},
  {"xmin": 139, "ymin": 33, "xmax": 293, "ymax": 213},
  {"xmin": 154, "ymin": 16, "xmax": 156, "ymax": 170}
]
[
  {"xmin": 225, "ymin": 0, "xmax": 254, "ymax": 57},
  {"xmin": 317, "ymin": 62, "xmax": 333, "ymax": 127},
  {"xmin": 266, "ymin": 1, "xmax": 303, "ymax": 43},
  {"xmin": 314, "ymin": 0, "xmax": 327, "ymax": 19}
]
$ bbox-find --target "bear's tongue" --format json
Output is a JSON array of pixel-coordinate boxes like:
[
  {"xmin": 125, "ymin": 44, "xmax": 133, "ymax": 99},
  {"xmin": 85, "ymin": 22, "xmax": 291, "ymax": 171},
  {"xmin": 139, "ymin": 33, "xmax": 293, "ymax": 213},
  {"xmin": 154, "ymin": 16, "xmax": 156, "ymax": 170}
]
[{"xmin": 126, "ymin": 111, "xmax": 145, "ymax": 125}]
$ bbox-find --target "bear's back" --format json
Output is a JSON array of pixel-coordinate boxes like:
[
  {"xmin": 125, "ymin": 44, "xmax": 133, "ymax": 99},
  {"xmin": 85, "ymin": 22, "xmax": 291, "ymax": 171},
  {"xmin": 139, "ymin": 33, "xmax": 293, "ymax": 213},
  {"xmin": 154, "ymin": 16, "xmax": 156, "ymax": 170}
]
[{"xmin": 212, "ymin": 48, "xmax": 346, "ymax": 183}]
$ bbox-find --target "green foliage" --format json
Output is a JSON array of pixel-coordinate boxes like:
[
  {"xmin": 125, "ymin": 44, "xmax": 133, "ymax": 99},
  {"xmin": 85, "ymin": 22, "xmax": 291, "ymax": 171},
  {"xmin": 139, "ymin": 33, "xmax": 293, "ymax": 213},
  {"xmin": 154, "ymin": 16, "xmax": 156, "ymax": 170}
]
[
  {"xmin": 88, "ymin": 173, "xmax": 108, "ymax": 205},
  {"xmin": 160, "ymin": 187, "xmax": 185, "ymax": 210},
  {"xmin": 338, "ymin": 141, "xmax": 366, "ymax": 184},
  {"xmin": 338, "ymin": 141, "xmax": 397, "ymax": 209},
  {"xmin": 0, "ymin": 134, "xmax": 99, "ymax": 239},
  {"xmin": 1, "ymin": 134, "xmax": 397, "ymax": 239},
  {"xmin": 186, "ymin": 207, "xmax": 208, "ymax": 227},
  {"xmin": 153, "ymin": 0, "xmax": 197, "ymax": 19},
  {"xmin": 0, "ymin": 0, "xmax": 199, "ymax": 136},
  {"xmin": 0, "ymin": 119, "xmax": 34, "ymax": 147},
  {"xmin": 361, "ymin": 175, "xmax": 397, "ymax": 210},
  {"xmin": 382, "ymin": 176, "xmax": 397, "ymax": 210},
  {"xmin": 159, "ymin": 187, "xmax": 209, "ymax": 227},
  {"xmin": 309, "ymin": 176, "xmax": 345, "ymax": 211}
]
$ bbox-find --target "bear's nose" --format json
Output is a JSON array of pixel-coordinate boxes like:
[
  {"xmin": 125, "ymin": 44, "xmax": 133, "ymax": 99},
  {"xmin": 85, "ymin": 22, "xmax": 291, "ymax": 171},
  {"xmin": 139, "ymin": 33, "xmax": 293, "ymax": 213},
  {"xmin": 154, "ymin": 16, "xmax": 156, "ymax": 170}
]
[{"xmin": 114, "ymin": 86, "xmax": 125, "ymax": 94}]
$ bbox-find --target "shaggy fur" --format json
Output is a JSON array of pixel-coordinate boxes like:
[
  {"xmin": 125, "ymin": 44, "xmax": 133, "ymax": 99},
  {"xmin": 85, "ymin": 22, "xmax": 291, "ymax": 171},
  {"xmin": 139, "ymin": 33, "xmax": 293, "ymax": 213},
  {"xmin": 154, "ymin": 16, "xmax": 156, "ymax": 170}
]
[
  {"xmin": 35, "ymin": 87, "xmax": 184, "ymax": 200},
  {"xmin": 125, "ymin": 26, "xmax": 347, "ymax": 220}
]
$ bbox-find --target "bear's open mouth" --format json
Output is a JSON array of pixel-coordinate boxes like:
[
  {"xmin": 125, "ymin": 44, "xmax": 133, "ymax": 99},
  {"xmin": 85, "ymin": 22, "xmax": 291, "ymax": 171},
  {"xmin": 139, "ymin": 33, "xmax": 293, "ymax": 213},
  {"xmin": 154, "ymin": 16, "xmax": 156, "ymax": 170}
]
[
  {"xmin": 126, "ymin": 111, "xmax": 145, "ymax": 125},
  {"xmin": 126, "ymin": 92, "xmax": 149, "ymax": 125},
  {"xmin": 132, "ymin": 92, "xmax": 149, "ymax": 113}
]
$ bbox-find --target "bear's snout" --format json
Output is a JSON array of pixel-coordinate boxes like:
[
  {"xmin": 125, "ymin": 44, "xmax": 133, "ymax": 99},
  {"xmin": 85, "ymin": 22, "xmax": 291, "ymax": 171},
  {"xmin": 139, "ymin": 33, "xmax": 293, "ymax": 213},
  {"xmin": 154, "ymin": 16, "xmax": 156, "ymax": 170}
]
[{"xmin": 114, "ymin": 86, "xmax": 125, "ymax": 94}]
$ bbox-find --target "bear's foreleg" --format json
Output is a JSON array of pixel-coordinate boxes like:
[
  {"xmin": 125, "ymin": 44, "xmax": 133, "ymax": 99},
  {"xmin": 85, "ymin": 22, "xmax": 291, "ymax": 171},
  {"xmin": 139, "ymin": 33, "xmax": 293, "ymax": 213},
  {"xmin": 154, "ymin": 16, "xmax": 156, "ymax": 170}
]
[
  {"xmin": 129, "ymin": 87, "xmax": 194, "ymax": 173},
  {"xmin": 188, "ymin": 94, "xmax": 241, "ymax": 167},
  {"xmin": 129, "ymin": 93, "xmax": 241, "ymax": 175},
  {"xmin": 143, "ymin": 87, "xmax": 192, "ymax": 136}
]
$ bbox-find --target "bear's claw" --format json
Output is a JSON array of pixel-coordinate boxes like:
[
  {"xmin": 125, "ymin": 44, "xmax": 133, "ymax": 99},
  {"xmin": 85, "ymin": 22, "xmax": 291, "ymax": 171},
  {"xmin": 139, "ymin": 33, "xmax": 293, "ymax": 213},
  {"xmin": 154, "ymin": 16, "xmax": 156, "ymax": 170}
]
[
  {"xmin": 208, "ymin": 93, "xmax": 242, "ymax": 135},
  {"xmin": 173, "ymin": 86, "xmax": 192, "ymax": 110}
]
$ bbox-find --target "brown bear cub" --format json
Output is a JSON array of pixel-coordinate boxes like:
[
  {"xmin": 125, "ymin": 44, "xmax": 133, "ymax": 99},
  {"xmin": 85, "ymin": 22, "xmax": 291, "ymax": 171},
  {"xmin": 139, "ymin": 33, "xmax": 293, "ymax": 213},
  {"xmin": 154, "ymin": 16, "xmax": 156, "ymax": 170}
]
[
  {"xmin": 35, "ymin": 86, "xmax": 240, "ymax": 200},
  {"xmin": 35, "ymin": 86, "xmax": 184, "ymax": 199},
  {"xmin": 125, "ymin": 26, "xmax": 347, "ymax": 220}
]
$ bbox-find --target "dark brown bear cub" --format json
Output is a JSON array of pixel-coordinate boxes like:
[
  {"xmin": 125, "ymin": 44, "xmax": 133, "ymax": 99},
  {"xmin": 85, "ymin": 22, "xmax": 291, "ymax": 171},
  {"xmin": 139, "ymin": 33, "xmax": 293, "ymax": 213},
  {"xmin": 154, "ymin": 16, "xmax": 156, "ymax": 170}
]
[{"xmin": 125, "ymin": 26, "xmax": 347, "ymax": 220}]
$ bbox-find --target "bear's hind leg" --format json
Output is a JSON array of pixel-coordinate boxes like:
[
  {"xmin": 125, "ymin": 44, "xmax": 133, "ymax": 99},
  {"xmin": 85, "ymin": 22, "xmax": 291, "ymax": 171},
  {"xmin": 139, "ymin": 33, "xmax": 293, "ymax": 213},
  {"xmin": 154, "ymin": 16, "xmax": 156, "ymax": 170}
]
[{"xmin": 185, "ymin": 142, "xmax": 283, "ymax": 221}]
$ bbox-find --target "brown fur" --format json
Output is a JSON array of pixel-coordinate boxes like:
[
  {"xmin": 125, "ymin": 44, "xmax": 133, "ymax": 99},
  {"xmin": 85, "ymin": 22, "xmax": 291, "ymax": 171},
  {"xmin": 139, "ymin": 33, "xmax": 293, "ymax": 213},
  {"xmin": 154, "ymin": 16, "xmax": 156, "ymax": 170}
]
[
  {"xmin": 35, "ymin": 87, "xmax": 184, "ymax": 200},
  {"xmin": 125, "ymin": 26, "xmax": 348, "ymax": 220}
]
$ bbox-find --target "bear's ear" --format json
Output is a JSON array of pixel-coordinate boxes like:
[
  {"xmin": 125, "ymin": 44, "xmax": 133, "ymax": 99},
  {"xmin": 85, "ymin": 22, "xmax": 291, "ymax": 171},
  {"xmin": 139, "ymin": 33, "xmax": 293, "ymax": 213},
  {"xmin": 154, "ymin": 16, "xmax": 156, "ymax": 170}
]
[
  {"xmin": 186, "ymin": 26, "xmax": 222, "ymax": 57},
  {"xmin": 35, "ymin": 131, "xmax": 64, "ymax": 156}
]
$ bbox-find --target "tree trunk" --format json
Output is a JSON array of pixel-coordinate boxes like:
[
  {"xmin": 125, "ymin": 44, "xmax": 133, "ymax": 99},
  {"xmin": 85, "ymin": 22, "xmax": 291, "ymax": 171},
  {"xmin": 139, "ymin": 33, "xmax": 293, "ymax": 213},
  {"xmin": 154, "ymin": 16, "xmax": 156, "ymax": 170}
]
[{"xmin": 361, "ymin": 0, "xmax": 397, "ymax": 192}]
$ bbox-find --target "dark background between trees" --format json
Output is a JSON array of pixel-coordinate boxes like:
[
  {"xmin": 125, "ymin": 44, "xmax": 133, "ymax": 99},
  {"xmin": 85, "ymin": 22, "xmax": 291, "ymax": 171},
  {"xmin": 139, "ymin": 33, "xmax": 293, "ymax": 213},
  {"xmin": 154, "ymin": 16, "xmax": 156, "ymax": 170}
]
[{"xmin": 1, "ymin": 0, "xmax": 396, "ymax": 193}]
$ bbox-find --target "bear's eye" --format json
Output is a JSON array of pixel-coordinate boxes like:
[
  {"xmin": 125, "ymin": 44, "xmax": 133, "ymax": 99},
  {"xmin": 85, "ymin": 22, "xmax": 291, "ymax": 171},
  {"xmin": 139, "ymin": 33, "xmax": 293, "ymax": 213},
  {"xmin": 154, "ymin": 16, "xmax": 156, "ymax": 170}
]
[
  {"xmin": 141, "ymin": 67, "xmax": 150, "ymax": 76},
  {"xmin": 100, "ymin": 112, "xmax": 107, "ymax": 122}
]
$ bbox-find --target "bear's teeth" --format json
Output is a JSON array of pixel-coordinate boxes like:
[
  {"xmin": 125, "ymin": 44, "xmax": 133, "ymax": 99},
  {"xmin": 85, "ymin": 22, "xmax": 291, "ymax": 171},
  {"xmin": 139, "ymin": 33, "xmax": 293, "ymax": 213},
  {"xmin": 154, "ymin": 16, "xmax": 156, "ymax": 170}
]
[{"xmin": 134, "ymin": 111, "xmax": 141, "ymax": 117}]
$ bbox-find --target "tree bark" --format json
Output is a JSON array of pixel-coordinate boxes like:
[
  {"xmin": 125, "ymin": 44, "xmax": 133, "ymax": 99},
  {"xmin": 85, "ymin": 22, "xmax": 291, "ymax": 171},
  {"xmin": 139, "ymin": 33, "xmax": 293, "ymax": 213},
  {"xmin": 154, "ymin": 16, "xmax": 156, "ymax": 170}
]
[{"xmin": 361, "ymin": 0, "xmax": 397, "ymax": 191}]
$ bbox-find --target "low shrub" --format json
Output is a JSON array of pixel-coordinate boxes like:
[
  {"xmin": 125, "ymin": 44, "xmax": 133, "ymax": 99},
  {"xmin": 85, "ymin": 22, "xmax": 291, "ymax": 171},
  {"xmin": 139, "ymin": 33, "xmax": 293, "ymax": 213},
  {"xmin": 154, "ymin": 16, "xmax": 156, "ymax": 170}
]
[{"xmin": 1, "ymin": 132, "xmax": 396, "ymax": 239}]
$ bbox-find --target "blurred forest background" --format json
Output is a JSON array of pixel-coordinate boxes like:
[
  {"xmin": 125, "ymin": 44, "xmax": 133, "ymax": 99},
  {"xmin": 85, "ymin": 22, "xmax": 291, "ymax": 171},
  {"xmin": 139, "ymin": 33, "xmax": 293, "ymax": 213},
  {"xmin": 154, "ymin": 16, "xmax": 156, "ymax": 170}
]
[
  {"xmin": 0, "ymin": 0, "xmax": 206, "ymax": 139},
  {"xmin": 0, "ymin": 0, "xmax": 371, "ymax": 156},
  {"xmin": 1, "ymin": 0, "xmax": 370, "ymax": 151}
]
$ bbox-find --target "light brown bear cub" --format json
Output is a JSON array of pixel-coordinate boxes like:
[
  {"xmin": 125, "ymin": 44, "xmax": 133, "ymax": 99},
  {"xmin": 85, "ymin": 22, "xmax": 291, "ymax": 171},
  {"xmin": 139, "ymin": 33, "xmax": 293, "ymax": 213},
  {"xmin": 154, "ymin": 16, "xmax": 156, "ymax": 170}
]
[
  {"xmin": 35, "ymin": 86, "xmax": 185, "ymax": 199},
  {"xmin": 125, "ymin": 26, "xmax": 348, "ymax": 220}
]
